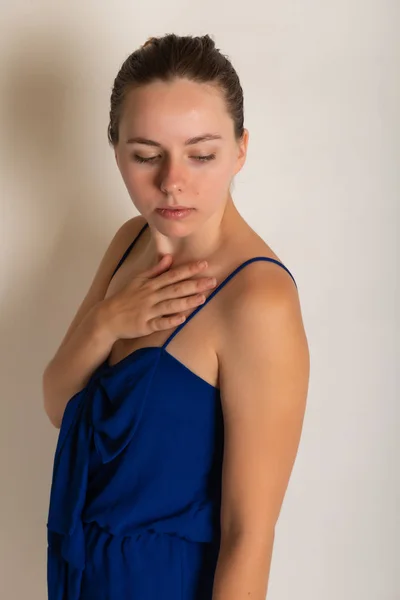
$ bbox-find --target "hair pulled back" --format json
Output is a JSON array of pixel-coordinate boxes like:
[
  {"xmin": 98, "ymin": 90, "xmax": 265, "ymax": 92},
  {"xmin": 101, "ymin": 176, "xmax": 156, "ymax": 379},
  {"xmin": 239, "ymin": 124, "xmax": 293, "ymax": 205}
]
[{"xmin": 107, "ymin": 33, "xmax": 244, "ymax": 146}]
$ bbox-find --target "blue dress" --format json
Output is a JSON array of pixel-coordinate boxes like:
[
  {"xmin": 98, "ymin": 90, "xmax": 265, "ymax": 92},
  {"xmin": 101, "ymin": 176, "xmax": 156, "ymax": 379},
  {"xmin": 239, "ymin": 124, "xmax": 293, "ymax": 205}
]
[{"xmin": 47, "ymin": 222, "xmax": 297, "ymax": 599}]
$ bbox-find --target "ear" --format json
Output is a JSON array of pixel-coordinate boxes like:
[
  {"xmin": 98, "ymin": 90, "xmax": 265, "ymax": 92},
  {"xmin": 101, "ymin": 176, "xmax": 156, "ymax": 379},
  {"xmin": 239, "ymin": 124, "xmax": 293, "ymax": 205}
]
[{"xmin": 233, "ymin": 128, "xmax": 249, "ymax": 175}]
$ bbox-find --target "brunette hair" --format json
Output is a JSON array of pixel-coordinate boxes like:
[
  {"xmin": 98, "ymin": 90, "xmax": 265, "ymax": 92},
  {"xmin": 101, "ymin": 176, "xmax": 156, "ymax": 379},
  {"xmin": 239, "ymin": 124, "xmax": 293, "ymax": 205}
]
[{"xmin": 107, "ymin": 33, "xmax": 244, "ymax": 146}]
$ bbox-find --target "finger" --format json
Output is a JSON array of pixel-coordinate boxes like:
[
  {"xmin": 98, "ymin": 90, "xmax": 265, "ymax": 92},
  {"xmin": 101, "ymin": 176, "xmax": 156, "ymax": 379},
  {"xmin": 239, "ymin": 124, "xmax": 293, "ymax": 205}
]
[{"xmin": 144, "ymin": 254, "xmax": 173, "ymax": 278}]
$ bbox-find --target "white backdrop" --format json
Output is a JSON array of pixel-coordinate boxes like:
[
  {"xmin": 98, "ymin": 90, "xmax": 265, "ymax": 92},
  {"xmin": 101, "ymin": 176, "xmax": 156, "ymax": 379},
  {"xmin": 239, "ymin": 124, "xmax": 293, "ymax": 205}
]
[{"xmin": 0, "ymin": 1, "xmax": 398, "ymax": 599}]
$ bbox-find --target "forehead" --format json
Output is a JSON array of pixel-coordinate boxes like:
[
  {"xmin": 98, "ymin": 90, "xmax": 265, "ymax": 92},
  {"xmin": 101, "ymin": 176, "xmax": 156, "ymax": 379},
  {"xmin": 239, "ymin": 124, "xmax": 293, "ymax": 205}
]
[{"xmin": 119, "ymin": 78, "xmax": 233, "ymax": 140}]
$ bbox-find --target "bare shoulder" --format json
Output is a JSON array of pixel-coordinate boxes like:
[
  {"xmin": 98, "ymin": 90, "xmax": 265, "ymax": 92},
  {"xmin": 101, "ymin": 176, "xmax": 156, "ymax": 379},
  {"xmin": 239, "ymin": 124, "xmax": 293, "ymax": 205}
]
[
  {"xmin": 53, "ymin": 214, "xmax": 146, "ymax": 354},
  {"xmin": 217, "ymin": 254, "xmax": 304, "ymax": 362},
  {"xmin": 213, "ymin": 224, "xmax": 302, "ymax": 351},
  {"xmin": 75, "ymin": 213, "xmax": 147, "ymax": 305},
  {"xmin": 215, "ymin": 224, "xmax": 299, "ymax": 323}
]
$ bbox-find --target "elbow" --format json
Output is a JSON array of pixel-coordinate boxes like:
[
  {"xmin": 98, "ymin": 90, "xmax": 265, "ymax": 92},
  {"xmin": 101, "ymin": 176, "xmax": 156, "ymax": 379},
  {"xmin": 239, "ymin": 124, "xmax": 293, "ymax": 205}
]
[
  {"xmin": 42, "ymin": 365, "xmax": 62, "ymax": 429},
  {"xmin": 43, "ymin": 396, "xmax": 62, "ymax": 429},
  {"xmin": 46, "ymin": 410, "xmax": 62, "ymax": 430},
  {"xmin": 220, "ymin": 523, "xmax": 276, "ymax": 552}
]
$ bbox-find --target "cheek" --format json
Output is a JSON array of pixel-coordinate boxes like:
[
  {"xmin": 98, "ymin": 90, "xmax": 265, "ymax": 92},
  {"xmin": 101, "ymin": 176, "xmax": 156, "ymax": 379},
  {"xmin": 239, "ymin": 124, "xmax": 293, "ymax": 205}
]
[
  {"xmin": 193, "ymin": 170, "xmax": 232, "ymax": 209},
  {"xmin": 197, "ymin": 162, "xmax": 232, "ymax": 192},
  {"xmin": 121, "ymin": 164, "xmax": 150, "ymax": 193}
]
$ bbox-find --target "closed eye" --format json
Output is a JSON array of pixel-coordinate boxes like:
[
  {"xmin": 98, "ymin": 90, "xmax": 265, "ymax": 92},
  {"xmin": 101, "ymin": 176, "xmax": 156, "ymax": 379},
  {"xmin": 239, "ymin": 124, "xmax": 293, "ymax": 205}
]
[
  {"xmin": 132, "ymin": 154, "xmax": 216, "ymax": 164},
  {"xmin": 132, "ymin": 155, "xmax": 157, "ymax": 163},
  {"xmin": 194, "ymin": 154, "xmax": 216, "ymax": 162}
]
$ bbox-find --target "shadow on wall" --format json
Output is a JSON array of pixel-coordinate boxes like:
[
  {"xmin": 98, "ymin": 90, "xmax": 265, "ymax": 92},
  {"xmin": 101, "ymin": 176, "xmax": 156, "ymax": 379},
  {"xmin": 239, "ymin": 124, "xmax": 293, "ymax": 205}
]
[{"xmin": 0, "ymin": 25, "xmax": 128, "ymax": 600}]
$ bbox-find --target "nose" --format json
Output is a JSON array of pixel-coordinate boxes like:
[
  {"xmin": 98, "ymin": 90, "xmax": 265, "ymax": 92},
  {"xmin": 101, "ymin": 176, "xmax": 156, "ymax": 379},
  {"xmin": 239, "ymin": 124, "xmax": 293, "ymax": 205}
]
[{"xmin": 159, "ymin": 157, "xmax": 186, "ymax": 195}]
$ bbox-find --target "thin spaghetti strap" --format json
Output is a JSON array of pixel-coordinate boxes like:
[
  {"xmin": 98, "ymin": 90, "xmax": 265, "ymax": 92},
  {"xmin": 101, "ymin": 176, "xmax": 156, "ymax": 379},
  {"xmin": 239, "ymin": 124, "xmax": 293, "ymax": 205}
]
[
  {"xmin": 110, "ymin": 221, "xmax": 149, "ymax": 279},
  {"xmin": 162, "ymin": 256, "xmax": 297, "ymax": 350}
]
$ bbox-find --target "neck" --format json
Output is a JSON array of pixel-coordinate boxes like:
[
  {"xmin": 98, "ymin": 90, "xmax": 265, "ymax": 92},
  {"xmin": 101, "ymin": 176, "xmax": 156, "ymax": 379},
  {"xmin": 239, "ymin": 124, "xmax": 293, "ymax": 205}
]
[{"xmin": 142, "ymin": 193, "xmax": 245, "ymax": 268}]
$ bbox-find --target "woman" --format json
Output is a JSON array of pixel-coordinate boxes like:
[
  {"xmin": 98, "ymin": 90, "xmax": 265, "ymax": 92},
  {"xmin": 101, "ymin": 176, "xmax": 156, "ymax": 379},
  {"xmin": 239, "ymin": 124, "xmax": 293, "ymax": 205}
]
[{"xmin": 43, "ymin": 33, "xmax": 310, "ymax": 600}]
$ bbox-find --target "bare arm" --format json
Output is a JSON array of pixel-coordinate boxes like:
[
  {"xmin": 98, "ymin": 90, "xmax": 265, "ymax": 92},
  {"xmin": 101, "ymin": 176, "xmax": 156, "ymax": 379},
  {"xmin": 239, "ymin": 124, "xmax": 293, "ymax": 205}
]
[
  {"xmin": 42, "ymin": 304, "xmax": 116, "ymax": 429},
  {"xmin": 42, "ymin": 216, "xmax": 145, "ymax": 429},
  {"xmin": 212, "ymin": 264, "xmax": 309, "ymax": 599}
]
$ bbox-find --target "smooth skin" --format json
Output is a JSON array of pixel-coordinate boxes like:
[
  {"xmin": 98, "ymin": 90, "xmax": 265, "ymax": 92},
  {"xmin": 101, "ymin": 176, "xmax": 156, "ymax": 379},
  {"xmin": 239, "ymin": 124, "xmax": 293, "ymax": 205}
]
[
  {"xmin": 113, "ymin": 78, "xmax": 310, "ymax": 599},
  {"xmin": 44, "ymin": 76, "xmax": 310, "ymax": 599},
  {"xmin": 42, "ymin": 227, "xmax": 217, "ymax": 429}
]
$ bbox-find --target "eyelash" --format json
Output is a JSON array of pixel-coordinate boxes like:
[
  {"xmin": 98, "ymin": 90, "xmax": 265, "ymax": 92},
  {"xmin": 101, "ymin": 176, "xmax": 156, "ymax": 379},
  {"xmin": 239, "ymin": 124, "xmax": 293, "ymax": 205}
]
[{"xmin": 132, "ymin": 154, "xmax": 216, "ymax": 164}]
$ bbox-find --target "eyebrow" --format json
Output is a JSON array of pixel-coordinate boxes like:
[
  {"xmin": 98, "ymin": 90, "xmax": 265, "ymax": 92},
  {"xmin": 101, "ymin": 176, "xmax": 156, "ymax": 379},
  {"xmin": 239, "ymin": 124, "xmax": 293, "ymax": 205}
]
[{"xmin": 125, "ymin": 133, "xmax": 223, "ymax": 147}]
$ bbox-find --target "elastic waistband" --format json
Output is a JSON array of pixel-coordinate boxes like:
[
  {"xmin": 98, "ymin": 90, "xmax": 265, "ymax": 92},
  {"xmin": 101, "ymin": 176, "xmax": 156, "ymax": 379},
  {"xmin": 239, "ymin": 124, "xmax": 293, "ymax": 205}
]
[{"xmin": 82, "ymin": 519, "xmax": 220, "ymax": 547}]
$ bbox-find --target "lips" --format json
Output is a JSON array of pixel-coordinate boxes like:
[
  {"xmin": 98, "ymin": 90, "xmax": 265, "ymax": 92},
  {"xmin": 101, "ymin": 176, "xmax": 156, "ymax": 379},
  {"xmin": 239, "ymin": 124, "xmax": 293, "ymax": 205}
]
[{"xmin": 158, "ymin": 206, "xmax": 191, "ymax": 210}]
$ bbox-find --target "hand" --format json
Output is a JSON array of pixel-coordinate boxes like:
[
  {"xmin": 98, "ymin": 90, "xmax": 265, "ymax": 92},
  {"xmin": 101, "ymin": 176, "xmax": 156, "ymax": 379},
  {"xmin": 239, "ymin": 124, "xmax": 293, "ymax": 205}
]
[{"xmin": 101, "ymin": 255, "xmax": 217, "ymax": 342}]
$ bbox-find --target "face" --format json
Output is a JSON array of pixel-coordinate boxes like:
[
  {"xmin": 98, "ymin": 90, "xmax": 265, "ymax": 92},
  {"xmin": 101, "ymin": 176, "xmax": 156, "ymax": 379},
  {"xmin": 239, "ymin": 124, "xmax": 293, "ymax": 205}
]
[{"xmin": 114, "ymin": 78, "xmax": 248, "ymax": 230}]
